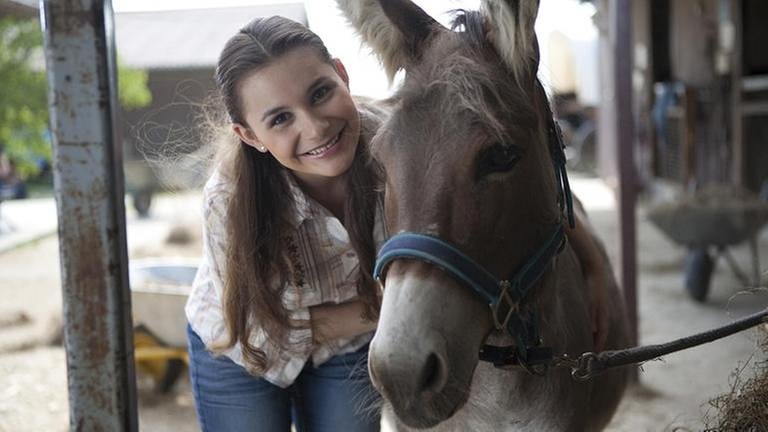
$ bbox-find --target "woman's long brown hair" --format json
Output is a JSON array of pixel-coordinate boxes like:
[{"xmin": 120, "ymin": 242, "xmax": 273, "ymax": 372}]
[{"xmin": 212, "ymin": 16, "xmax": 382, "ymax": 373}]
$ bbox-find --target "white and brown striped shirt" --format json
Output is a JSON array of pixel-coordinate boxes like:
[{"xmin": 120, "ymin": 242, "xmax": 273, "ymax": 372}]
[{"xmin": 185, "ymin": 168, "xmax": 387, "ymax": 388}]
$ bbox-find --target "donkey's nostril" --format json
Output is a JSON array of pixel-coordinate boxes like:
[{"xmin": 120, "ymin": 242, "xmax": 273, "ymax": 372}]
[{"xmin": 418, "ymin": 352, "xmax": 447, "ymax": 395}]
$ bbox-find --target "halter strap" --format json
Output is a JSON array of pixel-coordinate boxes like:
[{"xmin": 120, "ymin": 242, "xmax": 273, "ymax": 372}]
[
  {"xmin": 548, "ymin": 108, "xmax": 576, "ymax": 229},
  {"xmin": 373, "ymin": 224, "xmax": 566, "ymax": 364}
]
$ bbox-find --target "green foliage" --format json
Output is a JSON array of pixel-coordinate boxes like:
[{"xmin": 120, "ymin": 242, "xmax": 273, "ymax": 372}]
[
  {"xmin": 118, "ymin": 59, "xmax": 153, "ymax": 110},
  {"xmin": 0, "ymin": 17, "xmax": 49, "ymax": 178},
  {"xmin": 0, "ymin": 16, "xmax": 152, "ymax": 178}
]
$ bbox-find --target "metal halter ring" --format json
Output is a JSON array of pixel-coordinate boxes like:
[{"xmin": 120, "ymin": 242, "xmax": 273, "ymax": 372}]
[
  {"xmin": 571, "ymin": 352, "xmax": 600, "ymax": 381},
  {"xmin": 490, "ymin": 280, "xmax": 519, "ymax": 330}
]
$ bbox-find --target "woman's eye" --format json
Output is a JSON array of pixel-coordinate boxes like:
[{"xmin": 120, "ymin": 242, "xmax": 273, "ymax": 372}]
[
  {"xmin": 271, "ymin": 112, "xmax": 291, "ymax": 127},
  {"xmin": 476, "ymin": 143, "xmax": 520, "ymax": 179},
  {"xmin": 311, "ymin": 86, "xmax": 330, "ymax": 104}
]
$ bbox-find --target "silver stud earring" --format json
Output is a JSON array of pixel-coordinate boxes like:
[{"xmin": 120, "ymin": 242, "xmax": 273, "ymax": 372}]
[{"xmin": 259, "ymin": 146, "xmax": 266, "ymax": 152}]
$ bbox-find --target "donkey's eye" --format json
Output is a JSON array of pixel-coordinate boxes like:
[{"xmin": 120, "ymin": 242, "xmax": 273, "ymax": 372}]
[{"xmin": 476, "ymin": 143, "xmax": 520, "ymax": 179}]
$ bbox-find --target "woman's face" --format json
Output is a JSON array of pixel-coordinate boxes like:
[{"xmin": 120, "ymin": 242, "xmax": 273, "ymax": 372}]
[{"xmin": 233, "ymin": 46, "xmax": 361, "ymax": 188}]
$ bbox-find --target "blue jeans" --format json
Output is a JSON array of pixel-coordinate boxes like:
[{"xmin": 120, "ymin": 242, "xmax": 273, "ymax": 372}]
[{"xmin": 187, "ymin": 324, "xmax": 380, "ymax": 432}]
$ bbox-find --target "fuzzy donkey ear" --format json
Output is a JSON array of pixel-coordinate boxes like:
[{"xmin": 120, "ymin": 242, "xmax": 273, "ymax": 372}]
[
  {"xmin": 481, "ymin": 0, "xmax": 541, "ymax": 85},
  {"xmin": 336, "ymin": 0, "xmax": 445, "ymax": 82}
]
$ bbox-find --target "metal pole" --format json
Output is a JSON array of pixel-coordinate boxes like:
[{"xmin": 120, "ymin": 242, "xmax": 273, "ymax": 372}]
[
  {"xmin": 612, "ymin": 0, "xmax": 639, "ymax": 349},
  {"xmin": 40, "ymin": 0, "xmax": 138, "ymax": 430}
]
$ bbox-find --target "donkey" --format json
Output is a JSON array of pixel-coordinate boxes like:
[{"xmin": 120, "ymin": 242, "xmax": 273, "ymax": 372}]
[{"xmin": 337, "ymin": 0, "xmax": 629, "ymax": 430}]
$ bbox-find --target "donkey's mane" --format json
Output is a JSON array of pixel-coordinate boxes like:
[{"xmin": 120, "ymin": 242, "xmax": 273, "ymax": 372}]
[
  {"xmin": 449, "ymin": 10, "xmax": 486, "ymax": 48},
  {"xmin": 384, "ymin": 9, "xmax": 538, "ymax": 154}
]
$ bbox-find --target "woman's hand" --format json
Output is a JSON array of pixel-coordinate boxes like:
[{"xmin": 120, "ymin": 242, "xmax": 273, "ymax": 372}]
[
  {"xmin": 566, "ymin": 213, "xmax": 610, "ymax": 351},
  {"xmin": 309, "ymin": 299, "xmax": 378, "ymax": 344},
  {"xmin": 585, "ymin": 267, "xmax": 609, "ymax": 351}
]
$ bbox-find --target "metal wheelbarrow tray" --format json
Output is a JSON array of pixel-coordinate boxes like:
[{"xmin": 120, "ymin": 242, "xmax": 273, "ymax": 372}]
[
  {"xmin": 129, "ymin": 258, "xmax": 198, "ymax": 392},
  {"xmin": 648, "ymin": 186, "xmax": 768, "ymax": 302}
]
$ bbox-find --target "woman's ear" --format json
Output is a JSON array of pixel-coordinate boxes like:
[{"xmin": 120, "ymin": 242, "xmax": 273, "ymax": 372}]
[
  {"xmin": 333, "ymin": 58, "xmax": 350, "ymax": 87},
  {"xmin": 232, "ymin": 123, "xmax": 268, "ymax": 153}
]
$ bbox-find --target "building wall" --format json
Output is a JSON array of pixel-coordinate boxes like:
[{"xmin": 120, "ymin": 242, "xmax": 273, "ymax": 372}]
[
  {"xmin": 641, "ymin": 0, "xmax": 768, "ymax": 192},
  {"xmin": 121, "ymin": 68, "xmax": 215, "ymax": 158},
  {"xmin": 119, "ymin": 68, "xmax": 216, "ymax": 192},
  {"xmin": 741, "ymin": 0, "xmax": 768, "ymax": 192},
  {"xmin": 0, "ymin": 0, "xmax": 36, "ymax": 18}
]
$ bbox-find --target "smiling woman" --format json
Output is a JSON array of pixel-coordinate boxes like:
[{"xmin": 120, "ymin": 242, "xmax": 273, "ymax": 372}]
[
  {"xmin": 232, "ymin": 46, "xmax": 362, "ymax": 197},
  {"xmin": 183, "ymin": 15, "xmax": 387, "ymax": 432}
]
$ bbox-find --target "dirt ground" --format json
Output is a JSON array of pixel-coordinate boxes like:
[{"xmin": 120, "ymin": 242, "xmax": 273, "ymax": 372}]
[{"xmin": 0, "ymin": 176, "xmax": 766, "ymax": 432}]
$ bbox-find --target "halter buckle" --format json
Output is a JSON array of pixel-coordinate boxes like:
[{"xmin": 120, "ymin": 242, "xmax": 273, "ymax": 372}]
[{"xmin": 491, "ymin": 280, "xmax": 519, "ymax": 331}]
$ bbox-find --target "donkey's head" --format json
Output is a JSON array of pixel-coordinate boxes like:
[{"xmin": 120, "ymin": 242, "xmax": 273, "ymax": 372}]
[{"xmin": 339, "ymin": 0, "xmax": 563, "ymax": 427}]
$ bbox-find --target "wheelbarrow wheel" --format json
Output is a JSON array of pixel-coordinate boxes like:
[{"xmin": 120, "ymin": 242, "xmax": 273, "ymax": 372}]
[
  {"xmin": 156, "ymin": 358, "xmax": 186, "ymax": 393},
  {"xmin": 132, "ymin": 191, "xmax": 152, "ymax": 218},
  {"xmin": 134, "ymin": 325, "xmax": 187, "ymax": 393},
  {"xmin": 684, "ymin": 249, "xmax": 714, "ymax": 302}
]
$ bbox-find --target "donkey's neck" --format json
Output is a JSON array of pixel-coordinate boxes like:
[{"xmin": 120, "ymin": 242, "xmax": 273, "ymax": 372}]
[{"xmin": 536, "ymin": 242, "xmax": 594, "ymax": 355}]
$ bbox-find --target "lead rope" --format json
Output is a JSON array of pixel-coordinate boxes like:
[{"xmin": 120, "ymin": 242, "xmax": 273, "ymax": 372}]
[{"xmin": 552, "ymin": 307, "xmax": 768, "ymax": 381}]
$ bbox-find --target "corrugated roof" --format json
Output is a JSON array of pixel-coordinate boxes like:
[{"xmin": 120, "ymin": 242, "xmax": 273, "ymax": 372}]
[
  {"xmin": 114, "ymin": 4, "xmax": 307, "ymax": 70},
  {"xmin": 0, "ymin": 0, "xmax": 37, "ymax": 18}
]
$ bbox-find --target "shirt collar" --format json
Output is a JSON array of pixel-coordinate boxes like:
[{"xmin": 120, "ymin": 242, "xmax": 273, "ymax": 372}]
[{"xmin": 283, "ymin": 170, "xmax": 331, "ymax": 227}]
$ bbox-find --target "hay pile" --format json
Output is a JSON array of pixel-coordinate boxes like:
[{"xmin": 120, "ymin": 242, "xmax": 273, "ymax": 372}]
[{"xmin": 705, "ymin": 328, "xmax": 768, "ymax": 431}]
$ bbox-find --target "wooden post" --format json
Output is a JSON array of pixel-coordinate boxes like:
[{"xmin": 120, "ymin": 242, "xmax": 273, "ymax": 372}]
[
  {"xmin": 600, "ymin": 0, "xmax": 639, "ymax": 354},
  {"xmin": 730, "ymin": 0, "xmax": 743, "ymax": 186},
  {"xmin": 682, "ymin": 87, "xmax": 698, "ymax": 186}
]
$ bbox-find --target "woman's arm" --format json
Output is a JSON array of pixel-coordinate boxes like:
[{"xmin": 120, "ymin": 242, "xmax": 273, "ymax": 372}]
[
  {"xmin": 309, "ymin": 300, "xmax": 378, "ymax": 343},
  {"xmin": 566, "ymin": 212, "xmax": 609, "ymax": 351}
]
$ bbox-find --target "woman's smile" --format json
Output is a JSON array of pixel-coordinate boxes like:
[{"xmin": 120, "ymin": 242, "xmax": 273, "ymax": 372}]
[{"xmin": 301, "ymin": 127, "xmax": 344, "ymax": 158}]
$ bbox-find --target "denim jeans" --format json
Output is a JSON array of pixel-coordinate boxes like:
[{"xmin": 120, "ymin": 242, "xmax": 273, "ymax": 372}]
[{"xmin": 187, "ymin": 324, "xmax": 380, "ymax": 432}]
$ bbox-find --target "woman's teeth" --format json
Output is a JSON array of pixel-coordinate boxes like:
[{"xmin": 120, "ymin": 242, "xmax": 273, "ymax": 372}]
[{"xmin": 305, "ymin": 132, "xmax": 340, "ymax": 156}]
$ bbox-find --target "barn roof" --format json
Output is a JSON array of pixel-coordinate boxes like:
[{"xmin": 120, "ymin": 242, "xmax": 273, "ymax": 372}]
[
  {"xmin": 0, "ymin": 0, "xmax": 37, "ymax": 18},
  {"xmin": 114, "ymin": 4, "xmax": 307, "ymax": 70}
]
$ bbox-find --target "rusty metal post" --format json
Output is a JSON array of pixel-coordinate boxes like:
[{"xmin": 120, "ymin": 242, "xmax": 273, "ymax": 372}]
[{"xmin": 40, "ymin": 0, "xmax": 138, "ymax": 430}]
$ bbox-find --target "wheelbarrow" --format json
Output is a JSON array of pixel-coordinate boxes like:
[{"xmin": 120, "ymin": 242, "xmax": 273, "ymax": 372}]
[
  {"xmin": 130, "ymin": 258, "xmax": 198, "ymax": 392},
  {"xmin": 647, "ymin": 185, "xmax": 768, "ymax": 302}
]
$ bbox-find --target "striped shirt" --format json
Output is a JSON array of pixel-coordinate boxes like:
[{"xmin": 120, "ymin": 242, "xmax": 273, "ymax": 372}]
[{"xmin": 185, "ymin": 168, "xmax": 387, "ymax": 388}]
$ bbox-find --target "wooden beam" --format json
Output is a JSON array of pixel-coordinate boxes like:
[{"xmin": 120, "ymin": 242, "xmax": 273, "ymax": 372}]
[
  {"xmin": 730, "ymin": 0, "xmax": 744, "ymax": 186},
  {"xmin": 601, "ymin": 0, "xmax": 639, "ymax": 352}
]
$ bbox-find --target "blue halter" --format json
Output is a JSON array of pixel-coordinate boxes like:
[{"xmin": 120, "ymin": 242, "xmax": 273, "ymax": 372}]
[{"xmin": 372, "ymin": 116, "xmax": 575, "ymax": 371}]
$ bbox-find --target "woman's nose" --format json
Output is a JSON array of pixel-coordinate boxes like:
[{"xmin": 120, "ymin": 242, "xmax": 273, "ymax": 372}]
[{"xmin": 302, "ymin": 113, "xmax": 331, "ymax": 140}]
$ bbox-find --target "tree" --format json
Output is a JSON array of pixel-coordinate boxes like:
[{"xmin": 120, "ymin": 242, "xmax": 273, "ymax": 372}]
[
  {"xmin": 0, "ymin": 16, "xmax": 152, "ymax": 178},
  {"xmin": 0, "ymin": 17, "xmax": 48, "ymax": 178},
  {"xmin": 118, "ymin": 59, "xmax": 153, "ymax": 111}
]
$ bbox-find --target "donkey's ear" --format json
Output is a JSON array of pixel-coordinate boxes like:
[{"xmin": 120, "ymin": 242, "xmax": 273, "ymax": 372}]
[
  {"xmin": 481, "ymin": 0, "xmax": 540, "ymax": 85},
  {"xmin": 336, "ymin": 0, "xmax": 445, "ymax": 82}
]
